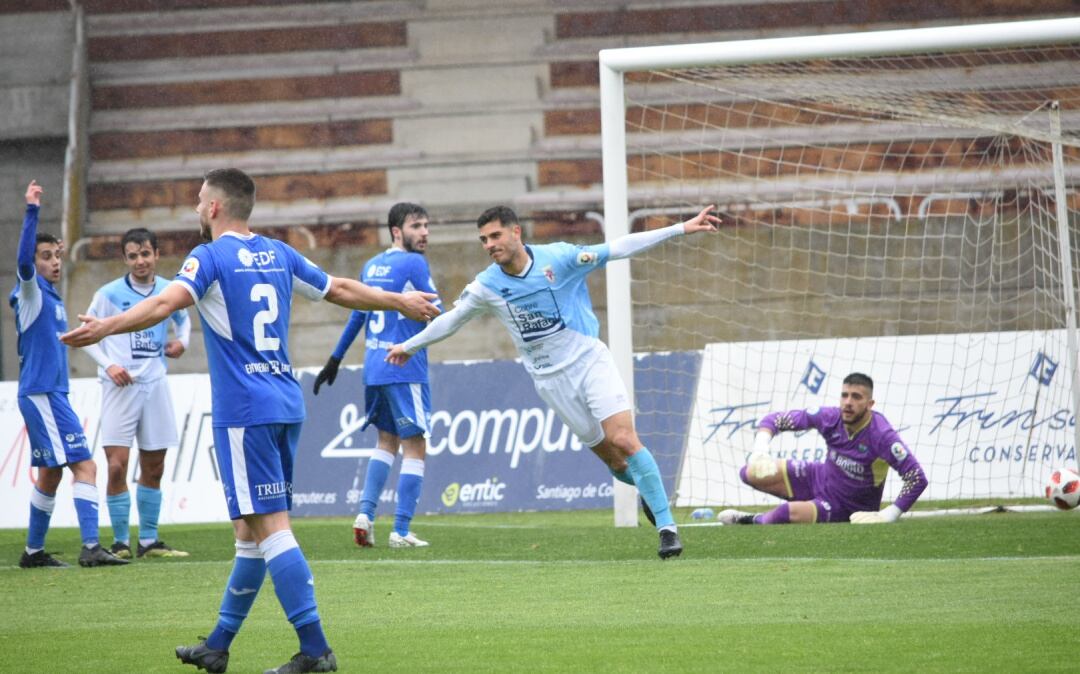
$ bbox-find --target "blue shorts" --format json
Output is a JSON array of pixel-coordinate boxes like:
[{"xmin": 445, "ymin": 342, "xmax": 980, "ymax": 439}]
[
  {"xmin": 213, "ymin": 423, "xmax": 301, "ymax": 520},
  {"xmin": 361, "ymin": 383, "xmax": 431, "ymax": 439},
  {"xmin": 18, "ymin": 393, "xmax": 92, "ymax": 467},
  {"xmin": 782, "ymin": 460, "xmax": 853, "ymax": 523}
]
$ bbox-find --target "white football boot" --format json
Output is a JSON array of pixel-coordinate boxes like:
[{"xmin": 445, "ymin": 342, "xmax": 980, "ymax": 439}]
[
  {"xmin": 388, "ymin": 531, "xmax": 429, "ymax": 548},
  {"xmin": 717, "ymin": 509, "xmax": 754, "ymax": 525},
  {"xmin": 353, "ymin": 513, "xmax": 374, "ymax": 548}
]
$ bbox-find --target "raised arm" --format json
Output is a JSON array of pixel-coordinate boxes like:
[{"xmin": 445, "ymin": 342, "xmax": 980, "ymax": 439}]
[
  {"xmin": 17, "ymin": 181, "xmax": 43, "ymax": 280},
  {"xmin": 324, "ymin": 276, "xmax": 438, "ymax": 323},
  {"xmin": 608, "ymin": 205, "xmax": 720, "ymax": 260},
  {"xmin": 61, "ymin": 282, "xmax": 194, "ymax": 348}
]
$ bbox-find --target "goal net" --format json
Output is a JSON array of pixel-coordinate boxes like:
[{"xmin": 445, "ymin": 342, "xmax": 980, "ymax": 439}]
[{"xmin": 599, "ymin": 19, "xmax": 1080, "ymax": 515}]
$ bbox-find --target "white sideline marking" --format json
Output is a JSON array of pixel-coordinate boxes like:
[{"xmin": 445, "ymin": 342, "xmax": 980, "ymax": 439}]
[{"xmin": 8, "ymin": 555, "xmax": 1076, "ymax": 570}]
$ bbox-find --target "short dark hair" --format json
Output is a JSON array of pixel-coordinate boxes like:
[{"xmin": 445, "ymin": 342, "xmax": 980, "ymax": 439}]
[
  {"xmin": 387, "ymin": 202, "xmax": 428, "ymax": 238},
  {"xmin": 203, "ymin": 168, "xmax": 256, "ymax": 220},
  {"xmin": 843, "ymin": 372, "xmax": 874, "ymax": 393},
  {"xmin": 477, "ymin": 205, "xmax": 519, "ymax": 229},
  {"xmin": 35, "ymin": 232, "xmax": 60, "ymax": 247},
  {"xmin": 121, "ymin": 227, "xmax": 157, "ymax": 253}
]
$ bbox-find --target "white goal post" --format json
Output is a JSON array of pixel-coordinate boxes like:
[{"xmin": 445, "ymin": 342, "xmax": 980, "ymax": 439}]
[{"xmin": 599, "ymin": 17, "xmax": 1080, "ymax": 526}]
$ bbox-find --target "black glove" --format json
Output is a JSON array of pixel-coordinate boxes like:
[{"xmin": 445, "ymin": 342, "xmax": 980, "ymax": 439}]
[{"xmin": 313, "ymin": 356, "xmax": 341, "ymax": 395}]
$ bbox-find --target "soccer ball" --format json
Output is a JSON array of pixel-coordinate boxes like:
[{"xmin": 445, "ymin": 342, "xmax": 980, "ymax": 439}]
[{"xmin": 1045, "ymin": 467, "xmax": 1080, "ymax": 510}]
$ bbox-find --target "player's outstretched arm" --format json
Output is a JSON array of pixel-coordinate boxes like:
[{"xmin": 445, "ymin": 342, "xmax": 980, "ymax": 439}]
[
  {"xmin": 16, "ymin": 181, "xmax": 43, "ymax": 280},
  {"xmin": 62, "ymin": 283, "xmax": 194, "ymax": 347},
  {"xmin": 324, "ymin": 276, "xmax": 439, "ymax": 322},
  {"xmin": 680, "ymin": 204, "xmax": 723, "ymax": 235},
  {"xmin": 608, "ymin": 205, "xmax": 721, "ymax": 260},
  {"xmin": 385, "ymin": 301, "xmax": 481, "ymax": 367}
]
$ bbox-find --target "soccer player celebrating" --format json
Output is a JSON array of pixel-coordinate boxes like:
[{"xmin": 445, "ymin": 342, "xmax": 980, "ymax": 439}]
[
  {"xmin": 12, "ymin": 181, "xmax": 128, "ymax": 568},
  {"xmin": 386, "ymin": 205, "xmax": 721, "ymax": 559},
  {"xmin": 718, "ymin": 372, "xmax": 928, "ymax": 525},
  {"xmin": 313, "ymin": 203, "xmax": 442, "ymax": 548},
  {"xmin": 62, "ymin": 168, "xmax": 439, "ymax": 674},
  {"xmin": 81, "ymin": 227, "xmax": 192, "ymax": 560}
]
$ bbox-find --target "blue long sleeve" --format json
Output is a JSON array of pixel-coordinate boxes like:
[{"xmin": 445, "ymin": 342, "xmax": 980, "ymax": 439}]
[
  {"xmin": 17, "ymin": 204, "xmax": 39, "ymax": 281},
  {"xmin": 331, "ymin": 310, "xmax": 367, "ymax": 361}
]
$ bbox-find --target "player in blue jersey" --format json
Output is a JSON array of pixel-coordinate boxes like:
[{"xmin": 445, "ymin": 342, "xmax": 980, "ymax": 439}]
[
  {"xmin": 313, "ymin": 202, "xmax": 442, "ymax": 548},
  {"xmin": 387, "ymin": 205, "xmax": 721, "ymax": 559},
  {"xmin": 62, "ymin": 168, "xmax": 440, "ymax": 674},
  {"xmin": 12, "ymin": 181, "xmax": 129, "ymax": 569},
  {"xmin": 82, "ymin": 227, "xmax": 192, "ymax": 559},
  {"xmin": 718, "ymin": 372, "xmax": 928, "ymax": 525}
]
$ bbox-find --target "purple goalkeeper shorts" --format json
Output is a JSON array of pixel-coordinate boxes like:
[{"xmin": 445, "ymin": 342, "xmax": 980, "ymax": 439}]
[{"xmin": 783, "ymin": 460, "xmax": 855, "ymax": 523}]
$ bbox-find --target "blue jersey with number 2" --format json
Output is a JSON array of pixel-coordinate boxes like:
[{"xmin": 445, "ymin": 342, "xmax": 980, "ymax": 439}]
[{"xmin": 173, "ymin": 232, "xmax": 330, "ymax": 427}]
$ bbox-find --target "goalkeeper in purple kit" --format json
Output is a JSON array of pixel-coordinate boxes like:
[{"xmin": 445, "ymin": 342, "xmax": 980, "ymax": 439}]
[{"xmin": 719, "ymin": 373, "xmax": 928, "ymax": 525}]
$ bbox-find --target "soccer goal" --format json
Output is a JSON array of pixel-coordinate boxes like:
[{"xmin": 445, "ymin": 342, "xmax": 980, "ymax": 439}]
[{"xmin": 599, "ymin": 18, "xmax": 1080, "ymax": 525}]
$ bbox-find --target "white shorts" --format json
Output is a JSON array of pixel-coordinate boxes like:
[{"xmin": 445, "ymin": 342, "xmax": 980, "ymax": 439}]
[
  {"xmin": 532, "ymin": 347, "xmax": 631, "ymax": 447},
  {"xmin": 99, "ymin": 377, "xmax": 179, "ymax": 451}
]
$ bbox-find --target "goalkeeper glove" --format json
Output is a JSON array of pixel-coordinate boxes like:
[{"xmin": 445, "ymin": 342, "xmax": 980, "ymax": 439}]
[
  {"xmin": 313, "ymin": 356, "xmax": 341, "ymax": 395},
  {"xmin": 850, "ymin": 504, "xmax": 903, "ymax": 524},
  {"xmin": 748, "ymin": 430, "xmax": 778, "ymax": 479}
]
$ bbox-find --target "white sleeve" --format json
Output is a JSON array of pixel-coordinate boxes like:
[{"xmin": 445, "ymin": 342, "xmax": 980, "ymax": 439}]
[
  {"xmin": 15, "ymin": 277, "xmax": 43, "ymax": 330},
  {"xmin": 80, "ymin": 292, "xmax": 117, "ymax": 370},
  {"xmin": 401, "ymin": 282, "xmax": 488, "ymax": 354},
  {"xmin": 82, "ymin": 342, "xmax": 115, "ymax": 371},
  {"xmin": 608, "ymin": 223, "xmax": 685, "ymax": 260},
  {"xmin": 173, "ymin": 309, "xmax": 192, "ymax": 348}
]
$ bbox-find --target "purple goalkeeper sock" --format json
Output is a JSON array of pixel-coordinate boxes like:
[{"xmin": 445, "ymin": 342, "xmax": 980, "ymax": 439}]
[
  {"xmin": 738, "ymin": 465, "xmax": 749, "ymax": 484},
  {"xmin": 754, "ymin": 502, "xmax": 791, "ymax": 525}
]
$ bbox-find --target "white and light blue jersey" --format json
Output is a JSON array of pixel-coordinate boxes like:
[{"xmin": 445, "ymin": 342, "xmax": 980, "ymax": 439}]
[
  {"xmin": 173, "ymin": 231, "xmax": 330, "ymax": 427},
  {"xmin": 9, "ymin": 204, "xmax": 68, "ymax": 396},
  {"xmin": 331, "ymin": 248, "xmax": 441, "ymax": 385},
  {"xmin": 455, "ymin": 242, "xmax": 610, "ymax": 376},
  {"xmin": 84, "ymin": 275, "xmax": 190, "ymax": 382}
]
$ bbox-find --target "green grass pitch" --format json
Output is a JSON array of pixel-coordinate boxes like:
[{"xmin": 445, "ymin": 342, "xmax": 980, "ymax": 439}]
[{"xmin": 2, "ymin": 509, "xmax": 1078, "ymax": 673}]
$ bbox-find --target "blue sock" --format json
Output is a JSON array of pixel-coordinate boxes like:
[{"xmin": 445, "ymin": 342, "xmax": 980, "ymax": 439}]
[
  {"xmin": 136, "ymin": 484, "xmax": 162, "ymax": 545},
  {"xmin": 394, "ymin": 458, "xmax": 424, "ymax": 536},
  {"xmin": 360, "ymin": 450, "xmax": 394, "ymax": 520},
  {"xmin": 206, "ymin": 540, "xmax": 265, "ymax": 652},
  {"xmin": 26, "ymin": 487, "xmax": 56, "ymax": 552},
  {"xmin": 609, "ymin": 468, "xmax": 635, "ymax": 486},
  {"xmin": 72, "ymin": 481, "xmax": 100, "ymax": 547},
  {"xmin": 261, "ymin": 530, "xmax": 329, "ymax": 657},
  {"xmin": 626, "ymin": 448, "xmax": 674, "ymax": 529},
  {"xmin": 107, "ymin": 491, "xmax": 131, "ymax": 544}
]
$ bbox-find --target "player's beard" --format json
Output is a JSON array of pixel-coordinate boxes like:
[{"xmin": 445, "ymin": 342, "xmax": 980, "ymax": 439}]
[
  {"xmin": 403, "ymin": 233, "xmax": 426, "ymax": 254},
  {"xmin": 843, "ymin": 408, "xmax": 868, "ymax": 428},
  {"xmin": 199, "ymin": 215, "xmax": 212, "ymax": 242}
]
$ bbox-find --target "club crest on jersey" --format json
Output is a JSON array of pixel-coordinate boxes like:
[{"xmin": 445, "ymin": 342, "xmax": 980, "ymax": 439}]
[
  {"xmin": 542, "ymin": 265, "xmax": 555, "ymax": 283},
  {"xmin": 179, "ymin": 257, "xmax": 199, "ymax": 281},
  {"xmin": 576, "ymin": 251, "xmax": 597, "ymax": 266}
]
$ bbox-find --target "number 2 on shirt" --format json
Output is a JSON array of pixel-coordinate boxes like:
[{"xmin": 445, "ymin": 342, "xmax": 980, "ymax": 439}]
[{"xmin": 251, "ymin": 283, "xmax": 280, "ymax": 351}]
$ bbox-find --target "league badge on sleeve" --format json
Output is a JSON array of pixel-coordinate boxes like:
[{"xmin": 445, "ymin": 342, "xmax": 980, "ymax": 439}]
[
  {"xmin": 890, "ymin": 442, "xmax": 909, "ymax": 461},
  {"xmin": 179, "ymin": 257, "xmax": 200, "ymax": 281},
  {"xmin": 576, "ymin": 251, "xmax": 598, "ymax": 266}
]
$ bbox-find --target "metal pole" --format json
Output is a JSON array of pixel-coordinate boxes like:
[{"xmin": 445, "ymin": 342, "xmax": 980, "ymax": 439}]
[
  {"xmin": 600, "ymin": 61, "xmax": 640, "ymax": 527},
  {"xmin": 1050, "ymin": 102, "xmax": 1080, "ymax": 471}
]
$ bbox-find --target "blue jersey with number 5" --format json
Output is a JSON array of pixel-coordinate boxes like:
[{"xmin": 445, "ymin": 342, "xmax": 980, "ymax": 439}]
[
  {"xmin": 173, "ymin": 232, "xmax": 330, "ymax": 427},
  {"xmin": 331, "ymin": 248, "xmax": 441, "ymax": 385}
]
